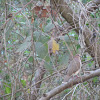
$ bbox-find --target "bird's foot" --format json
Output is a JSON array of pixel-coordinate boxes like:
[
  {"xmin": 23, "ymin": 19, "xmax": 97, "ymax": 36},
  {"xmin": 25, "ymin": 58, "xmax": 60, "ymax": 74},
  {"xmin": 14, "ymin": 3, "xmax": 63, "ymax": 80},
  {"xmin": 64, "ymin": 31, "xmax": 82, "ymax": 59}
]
[{"xmin": 72, "ymin": 75, "xmax": 81, "ymax": 79}]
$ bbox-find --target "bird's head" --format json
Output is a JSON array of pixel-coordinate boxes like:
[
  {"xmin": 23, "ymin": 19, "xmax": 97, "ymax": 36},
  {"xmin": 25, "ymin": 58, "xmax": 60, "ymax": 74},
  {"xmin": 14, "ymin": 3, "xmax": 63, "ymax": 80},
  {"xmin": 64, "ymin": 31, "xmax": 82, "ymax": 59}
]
[
  {"xmin": 75, "ymin": 54, "xmax": 81, "ymax": 57},
  {"xmin": 74, "ymin": 54, "xmax": 81, "ymax": 59}
]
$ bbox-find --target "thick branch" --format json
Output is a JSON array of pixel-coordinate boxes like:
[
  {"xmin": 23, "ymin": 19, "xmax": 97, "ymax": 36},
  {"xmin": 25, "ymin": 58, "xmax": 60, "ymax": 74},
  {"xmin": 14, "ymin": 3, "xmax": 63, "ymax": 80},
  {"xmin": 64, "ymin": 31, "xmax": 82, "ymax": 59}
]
[{"xmin": 39, "ymin": 68, "xmax": 100, "ymax": 100}]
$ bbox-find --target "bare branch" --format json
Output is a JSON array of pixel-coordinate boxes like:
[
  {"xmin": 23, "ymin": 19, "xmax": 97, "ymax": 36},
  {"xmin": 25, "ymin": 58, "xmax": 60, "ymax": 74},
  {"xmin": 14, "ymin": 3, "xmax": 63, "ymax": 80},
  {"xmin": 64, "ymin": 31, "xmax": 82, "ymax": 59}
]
[{"xmin": 39, "ymin": 68, "xmax": 100, "ymax": 100}]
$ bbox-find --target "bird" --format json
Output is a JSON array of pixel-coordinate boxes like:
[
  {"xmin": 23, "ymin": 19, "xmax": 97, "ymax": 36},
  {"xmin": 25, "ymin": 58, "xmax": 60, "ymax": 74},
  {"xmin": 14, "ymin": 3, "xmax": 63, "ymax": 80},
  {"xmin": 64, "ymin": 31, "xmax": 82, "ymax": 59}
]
[{"xmin": 63, "ymin": 54, "xmax": 82, "ymax": 82}]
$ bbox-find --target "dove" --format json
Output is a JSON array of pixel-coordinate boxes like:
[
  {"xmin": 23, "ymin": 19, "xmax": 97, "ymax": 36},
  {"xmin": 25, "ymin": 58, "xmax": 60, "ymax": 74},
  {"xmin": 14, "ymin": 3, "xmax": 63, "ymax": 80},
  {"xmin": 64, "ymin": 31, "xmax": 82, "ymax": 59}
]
[{"xmin": 63, "ymin": 54, "xmax": 82, "ymax": 82}]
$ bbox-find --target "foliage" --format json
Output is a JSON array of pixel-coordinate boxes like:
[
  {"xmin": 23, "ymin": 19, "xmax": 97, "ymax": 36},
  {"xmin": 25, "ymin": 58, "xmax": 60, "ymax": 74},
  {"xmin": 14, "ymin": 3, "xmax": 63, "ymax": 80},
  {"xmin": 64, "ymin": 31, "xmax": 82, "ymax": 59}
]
[{"xmin": 0, "ymin": 0, "xmax": 100, "ymax": 100}]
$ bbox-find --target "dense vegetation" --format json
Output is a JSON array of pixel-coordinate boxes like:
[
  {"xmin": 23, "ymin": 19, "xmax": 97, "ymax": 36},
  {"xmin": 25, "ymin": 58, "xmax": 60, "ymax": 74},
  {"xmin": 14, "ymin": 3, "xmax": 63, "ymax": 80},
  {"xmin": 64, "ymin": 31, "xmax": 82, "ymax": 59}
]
[{"xmin": 0, "ymin": 0, "xmax": 100, "ymax": 100}]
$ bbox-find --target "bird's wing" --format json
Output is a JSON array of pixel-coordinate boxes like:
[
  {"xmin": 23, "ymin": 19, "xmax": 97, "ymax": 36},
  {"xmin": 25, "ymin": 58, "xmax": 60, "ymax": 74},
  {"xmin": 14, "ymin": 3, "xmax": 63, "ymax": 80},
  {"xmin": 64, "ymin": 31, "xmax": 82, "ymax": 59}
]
[{"xmin": 67, "ymin": 58, "xmax": 80, "ymax": 76}]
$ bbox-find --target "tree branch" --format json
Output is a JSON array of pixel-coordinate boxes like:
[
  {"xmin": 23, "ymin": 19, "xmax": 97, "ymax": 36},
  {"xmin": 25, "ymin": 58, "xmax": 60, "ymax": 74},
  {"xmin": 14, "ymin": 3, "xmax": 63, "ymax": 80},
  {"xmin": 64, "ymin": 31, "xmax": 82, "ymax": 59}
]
[{"xmin": 39, "ymin": 68, "xmax": 100, "ymax": 100}]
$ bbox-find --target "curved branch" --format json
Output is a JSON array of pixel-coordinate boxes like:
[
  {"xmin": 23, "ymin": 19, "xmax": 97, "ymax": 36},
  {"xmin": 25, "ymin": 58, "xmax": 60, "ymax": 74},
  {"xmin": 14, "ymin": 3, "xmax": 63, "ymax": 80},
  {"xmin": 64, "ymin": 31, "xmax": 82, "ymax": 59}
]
[{"xmin": 39, "ymin": 68, "xmax": 100, "ymax": 100}]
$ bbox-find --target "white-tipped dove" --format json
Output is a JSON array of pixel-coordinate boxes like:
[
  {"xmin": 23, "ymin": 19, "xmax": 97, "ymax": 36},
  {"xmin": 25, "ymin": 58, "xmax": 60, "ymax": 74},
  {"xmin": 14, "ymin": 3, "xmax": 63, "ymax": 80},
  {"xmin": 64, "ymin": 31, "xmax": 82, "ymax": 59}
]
[{"xmin": 63, "ymin": 54, "xmax": 82, "ymax": 82}]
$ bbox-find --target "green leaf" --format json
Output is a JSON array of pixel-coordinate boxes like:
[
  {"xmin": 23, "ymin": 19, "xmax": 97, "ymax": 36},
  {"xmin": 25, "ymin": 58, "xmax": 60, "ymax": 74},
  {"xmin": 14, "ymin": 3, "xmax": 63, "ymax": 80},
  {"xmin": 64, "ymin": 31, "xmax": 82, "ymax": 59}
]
[
  {"xmin": 64, "ymin": 88, "xmax": 71, "ymax": 93},
  {"xmin": 16, "ymin": 14, "xmax": 22, "ymax": 18},
  {"xmin": 46, "ymin": 18, "xmax": 51, "ymax": 23},
  {"xmin": 90, "ymin": 13, "xmax": 95, "ymax": 18},
  {"xmin": 59, "ymin": 35, "xmax": 74, "ymax": 43},
  {"xmin": 4, "ymin": 82, "xmax": 11, "ymax": 94},
  {"xmin": 28, "ymin": 56, "xmax": 33, "ymax": 62},
  {"xmin": 0, "ymin": 70, "xmax": 2, "ymax": 73},
  {"xmin": 77, "ymin": 44, "xmax": 81, "ymax": 49},
  {"xmin": 21, "ymin": 79, "xmax": 26, "ymax": 87},
  {"xmin": 5, "ymin": 87, "xmax": 11, "ymax": 94},
  {"xmin": 34, "ymin": 31, "xmax": 50, "ymax": 43},
  {"xmin": 16, "ymin": 41, "xmax": 31, "ymax": 53},
  {"xmin": 16, "ymin": 36, "xmax": 31, "ymax": 53},
  {"xmin": 44, "ymin": 22, "xmax": 54, "ymax": 32},
  {"xmin": 24, "ymin": 50, "xmax": 30, "ymax": 54},
  {"xmin": 92, "ymin": 77, "xmax": 98, "ymax": 83},
  {"xmin": 83, "ymin": 82, "xmax": 87, "ymax": 85},
  {"xmin": 59, "ymin": 54, "xmax": 69, "ymax": 65},
  {"xmin": 4, "ymin": 74, "xmax": 10, "ymax": 82},
  {"xmin": 69, "ymin": 31, "xmax": 76, "ymax": 36},
  {"xmin": 35, "ymin": 42, "xmax": 48, "ymax": 59},
  {"xmin": 44, "ymin": 62, "xmax": 53, "ymax": 74},
  {"xmin": 98, "ymin": 24, "xmax": 100, "ymax": 27}
]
